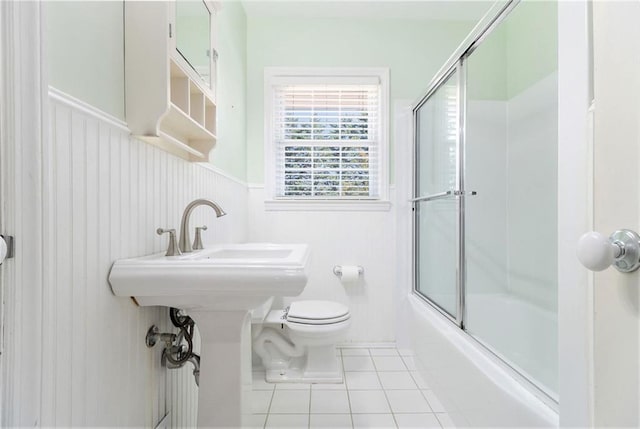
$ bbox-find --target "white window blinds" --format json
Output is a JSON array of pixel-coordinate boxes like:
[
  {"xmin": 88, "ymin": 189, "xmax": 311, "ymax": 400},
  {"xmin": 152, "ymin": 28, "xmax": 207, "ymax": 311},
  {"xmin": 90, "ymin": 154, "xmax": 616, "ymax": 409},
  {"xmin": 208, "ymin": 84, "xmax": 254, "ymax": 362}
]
[{"xmin": 272, "ymin": 83, "xmax": 381, "ymax": 199}]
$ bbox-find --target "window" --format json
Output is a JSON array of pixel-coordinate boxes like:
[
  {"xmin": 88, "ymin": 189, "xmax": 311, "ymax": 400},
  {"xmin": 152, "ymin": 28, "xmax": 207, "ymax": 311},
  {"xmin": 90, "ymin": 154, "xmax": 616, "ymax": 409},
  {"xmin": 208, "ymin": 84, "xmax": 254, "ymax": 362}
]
[{"xmin": 265, "ymin": 68, "xmax": 389, "ymax": 209}]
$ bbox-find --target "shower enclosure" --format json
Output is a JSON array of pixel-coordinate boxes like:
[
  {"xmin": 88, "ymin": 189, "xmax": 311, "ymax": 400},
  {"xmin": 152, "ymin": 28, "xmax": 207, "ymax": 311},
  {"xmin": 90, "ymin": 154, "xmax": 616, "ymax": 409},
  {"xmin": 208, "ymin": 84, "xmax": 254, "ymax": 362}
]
[{"xmin": 413, "ymin": 0, "xmax": 558, "ymax": 400}]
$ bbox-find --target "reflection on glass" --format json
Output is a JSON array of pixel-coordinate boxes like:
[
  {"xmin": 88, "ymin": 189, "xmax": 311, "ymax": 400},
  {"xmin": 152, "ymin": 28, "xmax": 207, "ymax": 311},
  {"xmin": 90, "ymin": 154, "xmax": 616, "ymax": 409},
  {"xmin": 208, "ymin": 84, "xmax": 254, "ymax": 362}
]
[
  {"xmin": 176, "ymin": 0, "xmax": 211, "ymax": 87},
  {"xmin": 415, "ymin": 70, "xmax": 459, "ymax": 319},
  {"xmin": 464, "ymin": 0, "xmax": 558, "ymax": 397}
]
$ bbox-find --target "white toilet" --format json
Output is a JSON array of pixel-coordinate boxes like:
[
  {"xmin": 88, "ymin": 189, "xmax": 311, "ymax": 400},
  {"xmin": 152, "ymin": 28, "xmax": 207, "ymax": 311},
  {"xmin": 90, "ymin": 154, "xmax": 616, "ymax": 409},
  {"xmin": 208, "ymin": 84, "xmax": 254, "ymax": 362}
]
[{"xmin": 252, "ymin": 299, "xmax": 351, "ymax": 383}]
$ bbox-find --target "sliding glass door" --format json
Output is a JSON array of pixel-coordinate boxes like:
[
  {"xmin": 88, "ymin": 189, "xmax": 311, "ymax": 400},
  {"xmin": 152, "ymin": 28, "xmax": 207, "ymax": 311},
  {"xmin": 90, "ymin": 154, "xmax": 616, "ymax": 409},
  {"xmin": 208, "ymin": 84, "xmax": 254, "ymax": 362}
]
[
  {"xmin": 412, "ymin": 0, "xmax": 558, "ymax": 399},
  {"xmin": 414, "ymin": 68, "xmax": 461, "ymax": 322},
  {"xmin": 464, "ymin": 0, "xmax": 558, "ymax": 396}
]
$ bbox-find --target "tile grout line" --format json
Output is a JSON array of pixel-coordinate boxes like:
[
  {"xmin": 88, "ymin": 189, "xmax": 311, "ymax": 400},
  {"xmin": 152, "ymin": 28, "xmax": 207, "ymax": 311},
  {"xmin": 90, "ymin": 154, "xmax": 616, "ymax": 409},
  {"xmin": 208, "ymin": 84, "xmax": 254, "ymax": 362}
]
[
  {"xmin": 418, "ymin": 388, "xmax": 437, "ymax": 417},
  {"xmin": 263, "ymin": 385, "xmax": 276, "ymax": 429},
  {"xmin": 307, "ymin": 383, "xmax": 312, "ymax": 429},
  {"xmin": 340, "ymin": 350, "xmax": 356, "ymax": 429},
  {"xmin": 409, "ymin": 367, "xmax": 446, "ymax": 428},
  {"xmin": 370, "ymin": 348, "xmax": 399, "ymax": 429},
  {"xmin": 434, "ymin": 412, "xmax": 450, "ymax": 429}
]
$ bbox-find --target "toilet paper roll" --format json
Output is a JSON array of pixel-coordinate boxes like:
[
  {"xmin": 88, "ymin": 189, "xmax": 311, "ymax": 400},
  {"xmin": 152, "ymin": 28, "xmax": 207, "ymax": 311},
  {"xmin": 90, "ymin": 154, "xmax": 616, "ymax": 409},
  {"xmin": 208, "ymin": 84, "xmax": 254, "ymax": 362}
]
[{"xmin": 340, "ymin": 266, "xmax": 361, "ymax": 283}]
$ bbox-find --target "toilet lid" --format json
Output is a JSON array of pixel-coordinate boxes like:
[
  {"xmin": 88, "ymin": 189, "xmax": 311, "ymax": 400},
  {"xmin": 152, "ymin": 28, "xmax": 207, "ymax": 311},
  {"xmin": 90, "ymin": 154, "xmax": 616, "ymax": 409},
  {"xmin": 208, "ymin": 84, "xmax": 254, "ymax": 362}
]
[{"xmin": 286, "ymin": 300, "xmax": 350, "ymax": 325}]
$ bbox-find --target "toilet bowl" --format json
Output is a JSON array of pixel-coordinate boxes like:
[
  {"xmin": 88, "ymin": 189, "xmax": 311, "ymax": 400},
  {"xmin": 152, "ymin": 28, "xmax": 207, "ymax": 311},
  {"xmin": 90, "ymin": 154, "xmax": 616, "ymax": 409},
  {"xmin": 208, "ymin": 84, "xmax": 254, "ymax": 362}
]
[{"xmin": 252, "ymin": 300, "xmax": 351, "ymax": 383}]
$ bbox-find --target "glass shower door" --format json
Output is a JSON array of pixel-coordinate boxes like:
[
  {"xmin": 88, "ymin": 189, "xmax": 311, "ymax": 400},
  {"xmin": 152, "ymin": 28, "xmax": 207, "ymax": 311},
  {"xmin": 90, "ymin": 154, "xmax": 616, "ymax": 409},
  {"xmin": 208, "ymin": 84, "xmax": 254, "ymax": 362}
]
[
  {"xmin": 414, "ymin": 68, "xmax": 461, "ymax": 321},
  {"xmin": 463, "ymin": 0, "xmax": 558, "ymax": 397},
  {"xmin": 411, "ymin": 0, "xmax": 558, "ymax": 401}
]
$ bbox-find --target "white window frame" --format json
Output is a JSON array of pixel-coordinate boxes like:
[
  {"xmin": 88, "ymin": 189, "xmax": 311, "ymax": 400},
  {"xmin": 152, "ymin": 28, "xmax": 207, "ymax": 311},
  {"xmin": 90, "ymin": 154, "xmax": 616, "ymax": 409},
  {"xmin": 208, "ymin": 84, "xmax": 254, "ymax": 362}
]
[{"xmin": 264, "ymin": 67, "xmax": 390, "ymax": 211}]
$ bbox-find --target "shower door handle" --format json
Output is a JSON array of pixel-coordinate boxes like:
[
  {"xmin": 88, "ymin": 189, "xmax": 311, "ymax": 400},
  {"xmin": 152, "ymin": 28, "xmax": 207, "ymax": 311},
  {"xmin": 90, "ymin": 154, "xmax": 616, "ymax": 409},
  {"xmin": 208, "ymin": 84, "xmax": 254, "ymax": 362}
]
[
  {"xmin": 577, "ymin": 229, "xmax": 640, "ymax": 273},
  {"xmin": 410, "ymin": 190, "xmax": 476, "ymax": 203}
]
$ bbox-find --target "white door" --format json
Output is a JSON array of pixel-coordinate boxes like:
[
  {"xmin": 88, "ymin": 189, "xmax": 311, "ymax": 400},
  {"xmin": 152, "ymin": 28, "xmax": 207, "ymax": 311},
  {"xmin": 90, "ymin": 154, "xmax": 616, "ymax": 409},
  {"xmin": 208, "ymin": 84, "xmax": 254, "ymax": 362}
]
[
  {"xmin": 0, "ymin": 1, "xmax": 44, "ymax": 426},
  {"xmin": 591, "ymin": 1, "xmax": 640, "ymax": 426}
]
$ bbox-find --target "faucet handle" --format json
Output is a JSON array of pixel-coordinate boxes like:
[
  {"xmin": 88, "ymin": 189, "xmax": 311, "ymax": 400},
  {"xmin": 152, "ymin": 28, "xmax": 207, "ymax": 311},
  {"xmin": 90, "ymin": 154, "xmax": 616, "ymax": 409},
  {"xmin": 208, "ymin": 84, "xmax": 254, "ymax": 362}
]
[
  {"xmin": 193, "ymin": 225, "xmax": 208, "ymax": 250},
  {"xmin": 157, "ymin": 228, "xmax": 182, "ymax": 256}
]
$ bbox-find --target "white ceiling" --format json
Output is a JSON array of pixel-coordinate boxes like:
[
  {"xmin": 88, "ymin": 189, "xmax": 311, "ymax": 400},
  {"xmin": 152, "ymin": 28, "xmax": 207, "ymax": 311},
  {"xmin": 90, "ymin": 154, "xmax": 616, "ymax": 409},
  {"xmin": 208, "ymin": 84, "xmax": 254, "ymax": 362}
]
[{"xmin": 240, "ymin": 0, "xmax": 496, "ymax": 22}]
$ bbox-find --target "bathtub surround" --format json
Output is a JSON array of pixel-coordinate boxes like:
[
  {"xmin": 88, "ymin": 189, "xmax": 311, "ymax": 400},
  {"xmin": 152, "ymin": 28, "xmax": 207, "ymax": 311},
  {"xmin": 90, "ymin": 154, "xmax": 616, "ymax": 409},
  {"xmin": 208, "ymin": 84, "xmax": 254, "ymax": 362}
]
[
  {"xmin": 464, "ymin": 72, "xmax": 559, "ymax": 393},
  {"xmin": 465, "ymin": 72, "xmax": 558, "ymax": 310}
]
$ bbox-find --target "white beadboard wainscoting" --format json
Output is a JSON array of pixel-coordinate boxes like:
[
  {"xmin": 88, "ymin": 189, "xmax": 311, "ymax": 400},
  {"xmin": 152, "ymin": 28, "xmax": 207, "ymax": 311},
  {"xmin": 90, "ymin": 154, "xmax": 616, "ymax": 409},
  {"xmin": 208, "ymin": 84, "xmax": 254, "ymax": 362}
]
[
  {"xmin": 247, "ymin": 187, "xmax": 397, "ymax": 344},
  {"xmin": 41, "ymin": 89, "xmax": 248, "ymax": 427}
]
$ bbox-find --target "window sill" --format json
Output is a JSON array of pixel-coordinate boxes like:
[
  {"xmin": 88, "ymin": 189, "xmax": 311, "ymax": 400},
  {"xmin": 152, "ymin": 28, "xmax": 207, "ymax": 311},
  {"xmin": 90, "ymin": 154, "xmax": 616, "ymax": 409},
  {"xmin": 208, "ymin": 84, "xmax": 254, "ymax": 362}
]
[{"xmin": 264, "ymin": 199, "xmax": 392, "ymax": 212}]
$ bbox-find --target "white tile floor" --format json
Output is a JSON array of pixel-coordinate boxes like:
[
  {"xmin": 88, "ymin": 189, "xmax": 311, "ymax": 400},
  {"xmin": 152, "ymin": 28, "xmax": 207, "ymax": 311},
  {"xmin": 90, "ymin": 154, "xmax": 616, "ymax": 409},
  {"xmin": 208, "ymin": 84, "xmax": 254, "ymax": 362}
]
[{"xmin": 249, "ymin": 347, "xmax": 454, "ymax": 428}]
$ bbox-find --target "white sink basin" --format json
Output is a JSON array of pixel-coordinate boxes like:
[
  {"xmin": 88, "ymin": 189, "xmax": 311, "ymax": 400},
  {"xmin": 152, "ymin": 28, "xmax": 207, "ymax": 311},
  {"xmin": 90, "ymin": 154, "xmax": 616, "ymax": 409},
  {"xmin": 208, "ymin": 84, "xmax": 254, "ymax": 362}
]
[
  {"xmin": 205, "ymin": 248, "xmax": 293, "ymax": 259},
  {"xmin": 108, "ymin": 243, "xmax": 310, "ymax": 310}
]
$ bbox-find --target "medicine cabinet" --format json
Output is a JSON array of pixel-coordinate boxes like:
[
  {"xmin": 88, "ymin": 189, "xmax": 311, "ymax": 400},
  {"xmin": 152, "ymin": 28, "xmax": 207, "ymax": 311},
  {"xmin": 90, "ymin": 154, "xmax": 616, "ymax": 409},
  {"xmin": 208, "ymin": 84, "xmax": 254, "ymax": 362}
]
[{"xmin": 125, "ymin": 1, "xmax": 218, "ymax": 161}]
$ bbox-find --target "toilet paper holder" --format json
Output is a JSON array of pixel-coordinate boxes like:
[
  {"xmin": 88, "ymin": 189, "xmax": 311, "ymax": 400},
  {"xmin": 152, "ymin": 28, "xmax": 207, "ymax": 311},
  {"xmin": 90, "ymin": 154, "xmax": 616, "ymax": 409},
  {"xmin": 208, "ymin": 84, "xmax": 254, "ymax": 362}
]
[{"xmin": 333, "ymin": 265, "xmax": 364, "ymax": 277}]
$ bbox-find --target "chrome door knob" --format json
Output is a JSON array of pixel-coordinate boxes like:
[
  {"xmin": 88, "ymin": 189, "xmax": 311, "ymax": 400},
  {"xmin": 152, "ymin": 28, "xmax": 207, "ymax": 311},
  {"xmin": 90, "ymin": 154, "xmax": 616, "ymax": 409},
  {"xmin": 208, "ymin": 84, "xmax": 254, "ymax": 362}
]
[{"xmin": 577, "ymin": 229, "xmax": 640, "ymax": 273}]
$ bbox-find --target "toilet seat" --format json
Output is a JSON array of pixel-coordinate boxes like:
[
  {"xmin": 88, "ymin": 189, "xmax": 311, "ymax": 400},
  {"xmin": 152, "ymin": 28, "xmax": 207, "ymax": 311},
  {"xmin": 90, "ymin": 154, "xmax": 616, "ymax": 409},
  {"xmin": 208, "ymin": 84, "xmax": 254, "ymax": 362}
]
[{"xmin": 286, "ymin": 300, "xmax": 350, "ymax": 326}]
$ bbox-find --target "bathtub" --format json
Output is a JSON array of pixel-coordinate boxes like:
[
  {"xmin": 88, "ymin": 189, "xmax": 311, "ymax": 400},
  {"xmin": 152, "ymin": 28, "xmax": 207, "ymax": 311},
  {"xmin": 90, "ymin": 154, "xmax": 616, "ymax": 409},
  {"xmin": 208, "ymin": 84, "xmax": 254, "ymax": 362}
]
[
  {"xmin": 405, "ymin": 294, "xmax": 559, "ymax": 427},
  {"xmin": 465, "ymin": 293, "xmax": 558, "ymax": 397}
]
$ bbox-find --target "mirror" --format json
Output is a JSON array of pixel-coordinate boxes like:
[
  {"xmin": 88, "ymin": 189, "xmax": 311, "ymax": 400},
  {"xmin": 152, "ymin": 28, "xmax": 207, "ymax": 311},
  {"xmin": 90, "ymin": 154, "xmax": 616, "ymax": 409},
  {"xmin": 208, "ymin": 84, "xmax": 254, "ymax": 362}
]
[{"xmin": 175, "ymin": 0, "xmax": 211, "ymax": 87}]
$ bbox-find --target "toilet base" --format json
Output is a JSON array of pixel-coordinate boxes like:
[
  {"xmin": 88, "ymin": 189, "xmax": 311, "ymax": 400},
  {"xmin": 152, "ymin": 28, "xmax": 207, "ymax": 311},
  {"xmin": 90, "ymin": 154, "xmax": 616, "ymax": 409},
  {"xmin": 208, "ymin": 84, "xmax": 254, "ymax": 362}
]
[
  {"xmin": 265, "ymin": 368, "xmax": 344, "ymax": 384},
  {"xmin": 264, "ymin": 347, "xmax": 344, "ymax": 383},
  {"xmin": 265, "ymin": 360, "xmax": 343, "ymax": 384}
]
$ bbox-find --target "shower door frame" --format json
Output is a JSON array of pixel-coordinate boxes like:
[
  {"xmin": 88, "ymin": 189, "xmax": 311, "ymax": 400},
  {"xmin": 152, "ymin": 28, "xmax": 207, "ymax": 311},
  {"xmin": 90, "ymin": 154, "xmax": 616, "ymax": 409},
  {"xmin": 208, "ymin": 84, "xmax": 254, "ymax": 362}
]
[
  {"xmin": 412, "ymin": 0, "xmax": 518, "ymax": 330},
  {"xmin": 412, "ymin": 62, "xmax": 465, "ymax": 327},
  {"xmin": 411, "ymin": 0, "xmax": 560, "ymax": 405}
]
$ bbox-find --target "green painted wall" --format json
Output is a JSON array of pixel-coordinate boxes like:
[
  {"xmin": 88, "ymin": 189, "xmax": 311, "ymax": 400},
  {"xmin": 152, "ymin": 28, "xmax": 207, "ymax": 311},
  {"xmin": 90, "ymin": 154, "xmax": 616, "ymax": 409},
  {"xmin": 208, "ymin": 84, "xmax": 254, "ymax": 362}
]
[
  {"xmin": 505, "ymin": 0, "xmax": 558, "ymax": 98},
  {"xmin": 466, "ymin": 24, "xmax": 508, "ymax": 101},
  {"xmin": 209, "ymin": 2, "xmax": 247, "ymax": 180},
  {"xmin": 46, "ymin": 1, "xmax": 125, "ymax": 120},
  {"xmin": 246, "ymin": 17, "xmax": 477, "ymax": 184},
  {"xmin": 467, "ymin": 0, "xmax": 558, "ymax": 101}
]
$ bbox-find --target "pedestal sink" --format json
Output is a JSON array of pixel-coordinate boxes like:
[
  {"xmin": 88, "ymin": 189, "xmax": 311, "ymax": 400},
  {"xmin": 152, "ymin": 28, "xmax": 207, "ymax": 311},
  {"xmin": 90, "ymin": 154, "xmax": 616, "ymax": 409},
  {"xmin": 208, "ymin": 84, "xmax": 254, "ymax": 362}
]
[{"xmin": 108, "ymin": 243, "xmax": 310, "ymax": 427}]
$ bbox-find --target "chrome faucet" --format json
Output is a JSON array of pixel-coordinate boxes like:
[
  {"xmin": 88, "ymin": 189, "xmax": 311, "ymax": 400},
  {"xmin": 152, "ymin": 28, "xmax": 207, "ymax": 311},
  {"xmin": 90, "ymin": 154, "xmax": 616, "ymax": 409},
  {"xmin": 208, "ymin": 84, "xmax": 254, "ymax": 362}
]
[{"xmin": 179, "ymin": 199, "xmax": 226, "ymax": 253}]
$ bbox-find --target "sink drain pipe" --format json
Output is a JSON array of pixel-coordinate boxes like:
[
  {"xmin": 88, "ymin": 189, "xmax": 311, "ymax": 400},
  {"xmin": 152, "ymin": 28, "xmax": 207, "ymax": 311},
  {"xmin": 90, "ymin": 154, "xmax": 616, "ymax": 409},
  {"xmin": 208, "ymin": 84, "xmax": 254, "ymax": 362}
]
[{"xmin": 145, "ymin": 308, "xmax": 201, "ymax": 386}]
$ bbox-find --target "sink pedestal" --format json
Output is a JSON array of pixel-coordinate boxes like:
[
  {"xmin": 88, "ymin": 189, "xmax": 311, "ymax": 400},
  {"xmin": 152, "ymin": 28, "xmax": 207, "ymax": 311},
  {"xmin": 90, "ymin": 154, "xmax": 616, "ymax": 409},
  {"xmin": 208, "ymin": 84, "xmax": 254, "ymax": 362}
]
[{"xmin": 189, "ymin": 310, "xmax": 253, "ymax": 428}]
